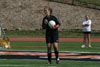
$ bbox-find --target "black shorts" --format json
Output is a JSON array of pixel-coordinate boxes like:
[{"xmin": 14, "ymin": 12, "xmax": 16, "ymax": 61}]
[
  {"xmin": 83, "ymin": 32, "xmax": 91, "ymax": 34},
  {"xmin": 46, "ymin": 33, "xmax": 59, "ymax": 43}
]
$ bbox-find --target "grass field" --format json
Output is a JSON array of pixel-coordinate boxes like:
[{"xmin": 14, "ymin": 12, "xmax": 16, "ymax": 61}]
[
  {"xmin": 5, "ymin": 30, "xmax": 100, "ymax": 38},
  {"xmin": 76, "ymin": 0, "xmax": 100, "ymax": 6},
  {"xmin": 1, "ymin": 30, "xmax": 100, "ymax": 67},
  {"xmin": 0, "ymin": 59, "xmax": 100, "ymax": 67},
  {"xmin": 5, "ymin": 41, "xmax": 100, "ymax": 52},
  {"xmin": 51, "ymin": 0, "xmax": 100, "ymax": 6},
  {"xmin": 0, "ymin": 41, "xmax": 100, "ymax": 67}
]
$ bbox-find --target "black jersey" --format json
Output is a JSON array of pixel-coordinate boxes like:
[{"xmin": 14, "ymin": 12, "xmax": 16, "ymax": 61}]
[{"xmin": 42, "ymin": 15, "xmax": 61, "ymax": 33}]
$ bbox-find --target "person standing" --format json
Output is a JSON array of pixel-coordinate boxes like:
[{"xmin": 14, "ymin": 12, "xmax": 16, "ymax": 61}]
[
  {"xmin": 42, "ymin": 7, "xmax": 60, "ymax": 64},
  {"xmin": 81, "ymin": 15, "xmax": 92, "ymax": 48}
]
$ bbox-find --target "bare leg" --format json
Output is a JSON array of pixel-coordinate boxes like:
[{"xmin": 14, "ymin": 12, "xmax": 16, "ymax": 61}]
[
  {"xmin": 83, "ymin": 33, "xmax": 87, "ymax": 45},
  {"xmin": 87, "ymin": 34, "xmax": 91, "ymax": 47},
  {"xmin": 81, "ymin": 33, "xmax": 87, "ymax": 48},
  {"xmin": 53, "ymin": 42, "xmax": 58, "ymax": 52},
  {"xmin": 83, "ymin": 34, "xmax": 87, "ymax": 45},
  {"xmin": 88, "ymin": 34, "xmax": 91, "ymax": 45}
]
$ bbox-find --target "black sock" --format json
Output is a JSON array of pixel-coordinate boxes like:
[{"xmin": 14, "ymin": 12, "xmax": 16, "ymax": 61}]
[
  {"xmin": 48, "ymin": 52, "xmax": 51, "ymax": 62},
  {"xmin": 55, "ymin": 51, "xmax": 59, "ymax": 60}
]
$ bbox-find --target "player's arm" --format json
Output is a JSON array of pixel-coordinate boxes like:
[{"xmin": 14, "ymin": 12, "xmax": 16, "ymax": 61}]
[
  {"xmin": 53, "ymin": 25, "xmax": 59, "ymax": 29},
  {"xmin": 53, "ymin": 16, "xmax": 61, "ymax": 29},
  {"xmin": 83, "ymin": 20, "xmax": 91, "ymax": 27},
  {"xmin": 42, "ymin": 18, "xmax": 46, "ymax": 29},
  {"xmin": 83, "ymin": 24, "xmax": 89, "ymax": 27},
  {"xmin": 82, "ymin": 21, "xmax": 89, "ymax": 27}
]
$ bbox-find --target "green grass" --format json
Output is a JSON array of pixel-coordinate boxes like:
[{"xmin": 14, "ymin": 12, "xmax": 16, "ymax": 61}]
[
  {"xmin": 0, "ymin": 41, "xmax": 100, "ymax": 67},
  {"xmin": 2, "ymin": 41, "xmax": 100, "ymax": 52},
  {"xmin": 50, "ymin": 0, "xmax": 100, "ymax": 6},
  {"xmin": 0, "ymin": 59, "xmax": 100, "ymax": 67},
  {"xmin": 5, "ymin": 30, "xmax": 45, "ymax": 38},
  {"xmin": 5, "ymin": 30, "xmax": 100, "ymax": 38},
  {"xmin": 76, "ymin": 0, "xmax": 100, "ymax": 6}
]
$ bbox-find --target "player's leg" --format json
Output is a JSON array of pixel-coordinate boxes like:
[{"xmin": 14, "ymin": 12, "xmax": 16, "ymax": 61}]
[
  {"xmin": 83, "ymin": 33, "xmax": 87, "ymax": 45},
  {"xmin": 53, "ymin": 33, "xmax": 59, "ymax": 64},
  {"xmin": 87, "ymin": 33, "xmax": 91, "ymax": 48},
  {"xmin": 46, "ymin": 34, "xmax": 52, "ymax": 64},
  {"xmin": 53, "ymin": 42, "xmax": 59, "ymax": 64},
  {"xmin": 81, "ymin": 33, "xmax": 86, "ymax": 48},
  {"xmin": 47, "ymin": 43, "xmax": 52, "ymax": 64}
]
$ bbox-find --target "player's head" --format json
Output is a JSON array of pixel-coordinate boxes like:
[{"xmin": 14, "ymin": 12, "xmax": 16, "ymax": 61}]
[
  {"xmin": 85, "ymin": 15, "xmax": 90, "ymax": 20},
  {"xmin": 44, "ymin": 7, "xmax": 52, "ymax": 17}
]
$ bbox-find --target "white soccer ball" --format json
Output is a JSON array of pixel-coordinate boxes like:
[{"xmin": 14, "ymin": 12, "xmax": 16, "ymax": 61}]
[
  {"xmin": 5, "ymin": 45, "xmax": 8, "ymax": 48},
  {"xmin": 48, "ymin": 20, "xmax": 56, "ymax": 28}
]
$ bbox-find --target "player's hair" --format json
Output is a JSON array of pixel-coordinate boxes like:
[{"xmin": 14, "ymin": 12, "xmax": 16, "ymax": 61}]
[
  {"xmin": 85, "ymin": 15, "xmax": 90, "ymax": 19},
  {"xmin": 85, "ymin": 15, "xmax": 89, "ymax": 17},
  {"xmin": 44, "ymin": 7, "xmax": 52, "ymax": 14}
]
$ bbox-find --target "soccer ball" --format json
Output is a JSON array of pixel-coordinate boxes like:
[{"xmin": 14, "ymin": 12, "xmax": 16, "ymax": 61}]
[
  {"xmin": 5, "ymin": 45, "xmax": 8, "ymax": 48},
  {"xmin": 48, "ymin": 20, "xmax": 56, "ymax": 28}
]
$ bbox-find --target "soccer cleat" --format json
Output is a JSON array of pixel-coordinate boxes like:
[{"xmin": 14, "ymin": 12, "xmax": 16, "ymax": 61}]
[
  {"xmin": 46, "ymin": 61, "xmax": 52, "ymax": 64},
  {"xmin": 81, "ymin": 45, "xmax": 86, "ymax": 48},
  {"xmin": 56, "ymin": 58, "xmax": 60, "ymax": 64},
  {"xmin": 88, "ymin": 45, "xmax": 92, "ymax": 48}
]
